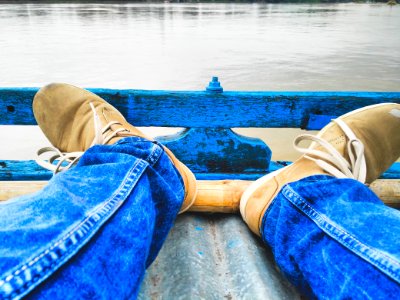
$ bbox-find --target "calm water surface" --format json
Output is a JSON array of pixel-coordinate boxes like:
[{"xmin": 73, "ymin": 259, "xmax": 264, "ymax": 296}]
[
  {"xmin": 0, "ymin": 3, "xmax": 399, "ymax": 160},
  {"xmin": 0, "ymin": 2, "xmax": 399, "ymax": 91}
]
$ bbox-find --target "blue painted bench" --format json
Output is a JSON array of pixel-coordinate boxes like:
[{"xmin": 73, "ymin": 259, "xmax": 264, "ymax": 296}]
[{"xmin": 1, "ymin": 77, "xmax": 399, "ymax": 298}]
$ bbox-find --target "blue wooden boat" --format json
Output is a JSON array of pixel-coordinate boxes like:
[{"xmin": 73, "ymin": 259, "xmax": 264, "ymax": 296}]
[{"xmin": 0, "ymin": 77, "xmax": 399, "ymax": 298}]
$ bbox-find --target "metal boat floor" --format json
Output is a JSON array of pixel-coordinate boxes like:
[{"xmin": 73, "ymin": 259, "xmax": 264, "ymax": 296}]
[{"xmin": 138, "ymin": 213, "xmax": 300, "ymax": 299}]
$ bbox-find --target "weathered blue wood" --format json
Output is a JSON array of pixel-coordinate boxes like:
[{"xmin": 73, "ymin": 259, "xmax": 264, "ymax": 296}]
[
  {"xmin": 0, "ymin": 88, "xmax": 37, "ymax": 125},
  {"xmin": 1, "ymin": 84, "xmax": 399, "ymax": 182},
  {"xmin": 157, "ymin": 128, "xmax": 271, "ymax": 174},
  {"xmin": 1, "ymin": 88, "xmax": 399, "ymax": 129},
  {"xmin": 306, "ymin": 114, "xmax": 338, "ymax": 130},
  {"xmin": 1, "ymin": 160, "xmax": 399, "ymax": 181},
  {"xmin": 380, "ymin": 163, "xmax": 400, "ymax": 180},
  {"xmin": 0, "ymin": 160, "xmax": 52, "ymax": 181}
]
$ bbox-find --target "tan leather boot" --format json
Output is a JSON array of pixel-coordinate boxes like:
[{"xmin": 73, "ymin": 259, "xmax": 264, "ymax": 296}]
[
  {"xmin": 240, "ymin": 103, "xmax": 400, "ymax": 236},
  {"xmin": 33, "ymin": 83, "xmax": 197, "ymax": 213}
]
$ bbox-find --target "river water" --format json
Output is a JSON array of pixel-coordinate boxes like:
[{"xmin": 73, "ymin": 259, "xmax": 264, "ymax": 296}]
[
  {"xmin": 0, "ymin": 2, "xmax": 399, "ymax": 159},
  {"xmin": 1, "ymin": 2, "xmax": 399, "ymax": 90}
]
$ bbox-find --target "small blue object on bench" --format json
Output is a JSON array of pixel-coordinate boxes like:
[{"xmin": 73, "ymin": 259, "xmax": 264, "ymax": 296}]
[{"xmin": 1, "ymin": 77, "xmax": 399, "ymax": 299}]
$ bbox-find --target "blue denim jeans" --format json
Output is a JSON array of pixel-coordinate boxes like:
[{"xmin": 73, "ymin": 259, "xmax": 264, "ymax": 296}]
[
  {"xmin": 1, "ymin": 138, "xmax": 399, "ymax": 299},
  {"xmin": 262, "ymin": 175, "xmax": 400, "ymax": 299},
  {"xmin": 0, "ymin": 137, "xmax": 184, "ymax": 300}
]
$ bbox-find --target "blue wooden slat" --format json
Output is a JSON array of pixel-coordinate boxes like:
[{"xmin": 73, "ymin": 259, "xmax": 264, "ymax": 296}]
[
  {"xmin": 1, "ymin": 160, "xmax": 399, "ymax": 181},
  {"xmin": 1, "ymin": 88, "xmax": 399, "ymax": 128},
  {"xmin": 0, "ymin": 160, "xmax": 52, "ymax": 181},
  {"xmin": 1, "ymin": 85, "xmax": 399, "ymax": 182},
  {"xmin": 306, "ymin": 114, "xmax": 338, "ymax": 130},
  {"xmin": 0, "ymin": 88, "xmax": 37, "ymax": 125},
  {"xmin": 380, "ymin": 163, "xmax": 400, "ymax": 179}
]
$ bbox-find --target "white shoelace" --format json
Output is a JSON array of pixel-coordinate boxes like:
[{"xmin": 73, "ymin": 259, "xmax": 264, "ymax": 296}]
[
  {"xmin": 36, "ymin": 103, "xmax": 132, "ymax": 173},
  {"xmin": 294, "ymin": 118, "xmax": 367, "ymax": 183}
]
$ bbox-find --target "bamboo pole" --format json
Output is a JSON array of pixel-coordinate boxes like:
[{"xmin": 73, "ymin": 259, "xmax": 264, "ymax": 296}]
[
  {"xmin": 0, "ymin": 179, "xmax": 399, "ymax": 212},
  {"xmin": 369, "ymin": 179, "xmax": 400, "ymax": 208},
  {"xmin": 0, "ymin": 181, "xmax": 47, "ymax": 201},
  {"xmin": 190, "ymin": 180, "xmax": 252, "ymax": 213}
]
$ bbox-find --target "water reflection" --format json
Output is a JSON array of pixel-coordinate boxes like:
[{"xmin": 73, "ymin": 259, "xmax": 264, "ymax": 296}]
[{"xmin": 0, "ymin": 3, "xmax": 343, "ymax": 21}]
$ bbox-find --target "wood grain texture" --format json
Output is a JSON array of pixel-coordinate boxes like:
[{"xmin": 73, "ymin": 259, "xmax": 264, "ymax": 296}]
[
  {"xmin": 1, "ymin": 179, "xmax": 399, "ymax": 211},
  {"xmin": 0, "ymin": 160, "xmax": 52, "ymax": 180},
  {"xmin": 370, "ymin": 179, "xmax": 400, "ymax": 208},
  {"xmin": 1, "ymin": 88, "xmax": 399, "ymax": 128},
  {"xmin": 0, "ymin": 181, "xmax": 47, "ymax": 201},
  {"xmin": 190, "ymin": 180, "xmax": 252, "ymax": 213}
]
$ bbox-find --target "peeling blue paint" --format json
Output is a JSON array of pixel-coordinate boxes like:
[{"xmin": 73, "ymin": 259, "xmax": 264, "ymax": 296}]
[
  {"xmin": 0, "ymin": 82, "xmax": 399, "ymax": 180},
  {"xmin": 157, "ymin": 128, "xmax": 271, "ymax": 175},
  {"xmin": 306, "ymin": 114, "xmax": 337, "ymax": 130},
  {"xmin": 1, "ymin": 87, "xmax": 399, "ymax": 128}
]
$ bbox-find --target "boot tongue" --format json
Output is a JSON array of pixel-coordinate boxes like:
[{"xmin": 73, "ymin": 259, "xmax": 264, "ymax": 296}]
[
  {"xmin": 99, "ymin": 107, "xmax": 142, "ymax": 145},
  {"xmin": 101, "ymin": 106, "xmax": 152, "ymax": 142},
  {"xmin": 102, "ymin": 107, "xmax": 125, "ymax": 125}
]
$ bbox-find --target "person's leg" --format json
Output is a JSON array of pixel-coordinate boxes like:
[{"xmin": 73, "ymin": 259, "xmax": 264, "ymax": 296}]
[
  {"xmin": 0, "ymin": 82, "xmax": 198, "ymax": 299},
  {"xmin": 240, "ymin": 103, "xmax": 400, "ymax": 298},
  {"xmin": 0, "ymin": 137, "xmax": 184, "ymax": 299},
  {"xmin": 261, "ymin": 175, "xmax": 400, "ymax": 299}
]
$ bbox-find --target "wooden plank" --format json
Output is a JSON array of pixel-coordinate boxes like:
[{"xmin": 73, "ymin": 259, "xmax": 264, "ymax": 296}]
[
  {"xmin": 1, "ymin": 179, "xmax": 399, "ymax": 210},
  {"xmin": 306, "ymin": 114, "xmax": 338, "ymax": 130},
  {"xmin": 1, "ymin": 88, "xmax": 399, "ymax": 128},
  {"xmin": 0, "ymin": 160, "xmax": 52, "ymax": 181}
]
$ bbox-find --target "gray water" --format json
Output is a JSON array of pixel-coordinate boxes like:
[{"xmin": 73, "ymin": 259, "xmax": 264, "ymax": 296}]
[
  {"xmin": 0, "ymin": 2, "xmax": 399, "ymax": 160},
  {"xmin": 1, "ymin": 2, "xmax": 399, "ymax": 91}
]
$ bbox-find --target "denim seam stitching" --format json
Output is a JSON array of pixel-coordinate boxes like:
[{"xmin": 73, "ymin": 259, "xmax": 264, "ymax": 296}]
[
  {"xmin": 145, "ymin": 144, "xmax": 163, "ymax": 166},
  {"xmin": 0, "ymin": 160, "xmax": 144, "ymax": 298},
  {"xmin": 0, "ymin": 160, "xmax": 147, "ymax": 299},
  {"xmin": 283, "ymin": 185, "xmax": 400, "ymax": 283}
]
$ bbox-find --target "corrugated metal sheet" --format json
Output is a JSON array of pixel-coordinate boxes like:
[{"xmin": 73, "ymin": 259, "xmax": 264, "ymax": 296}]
[{"xmin": 138, "ymin": 213, "xmax": 300, "ymax": 299}]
